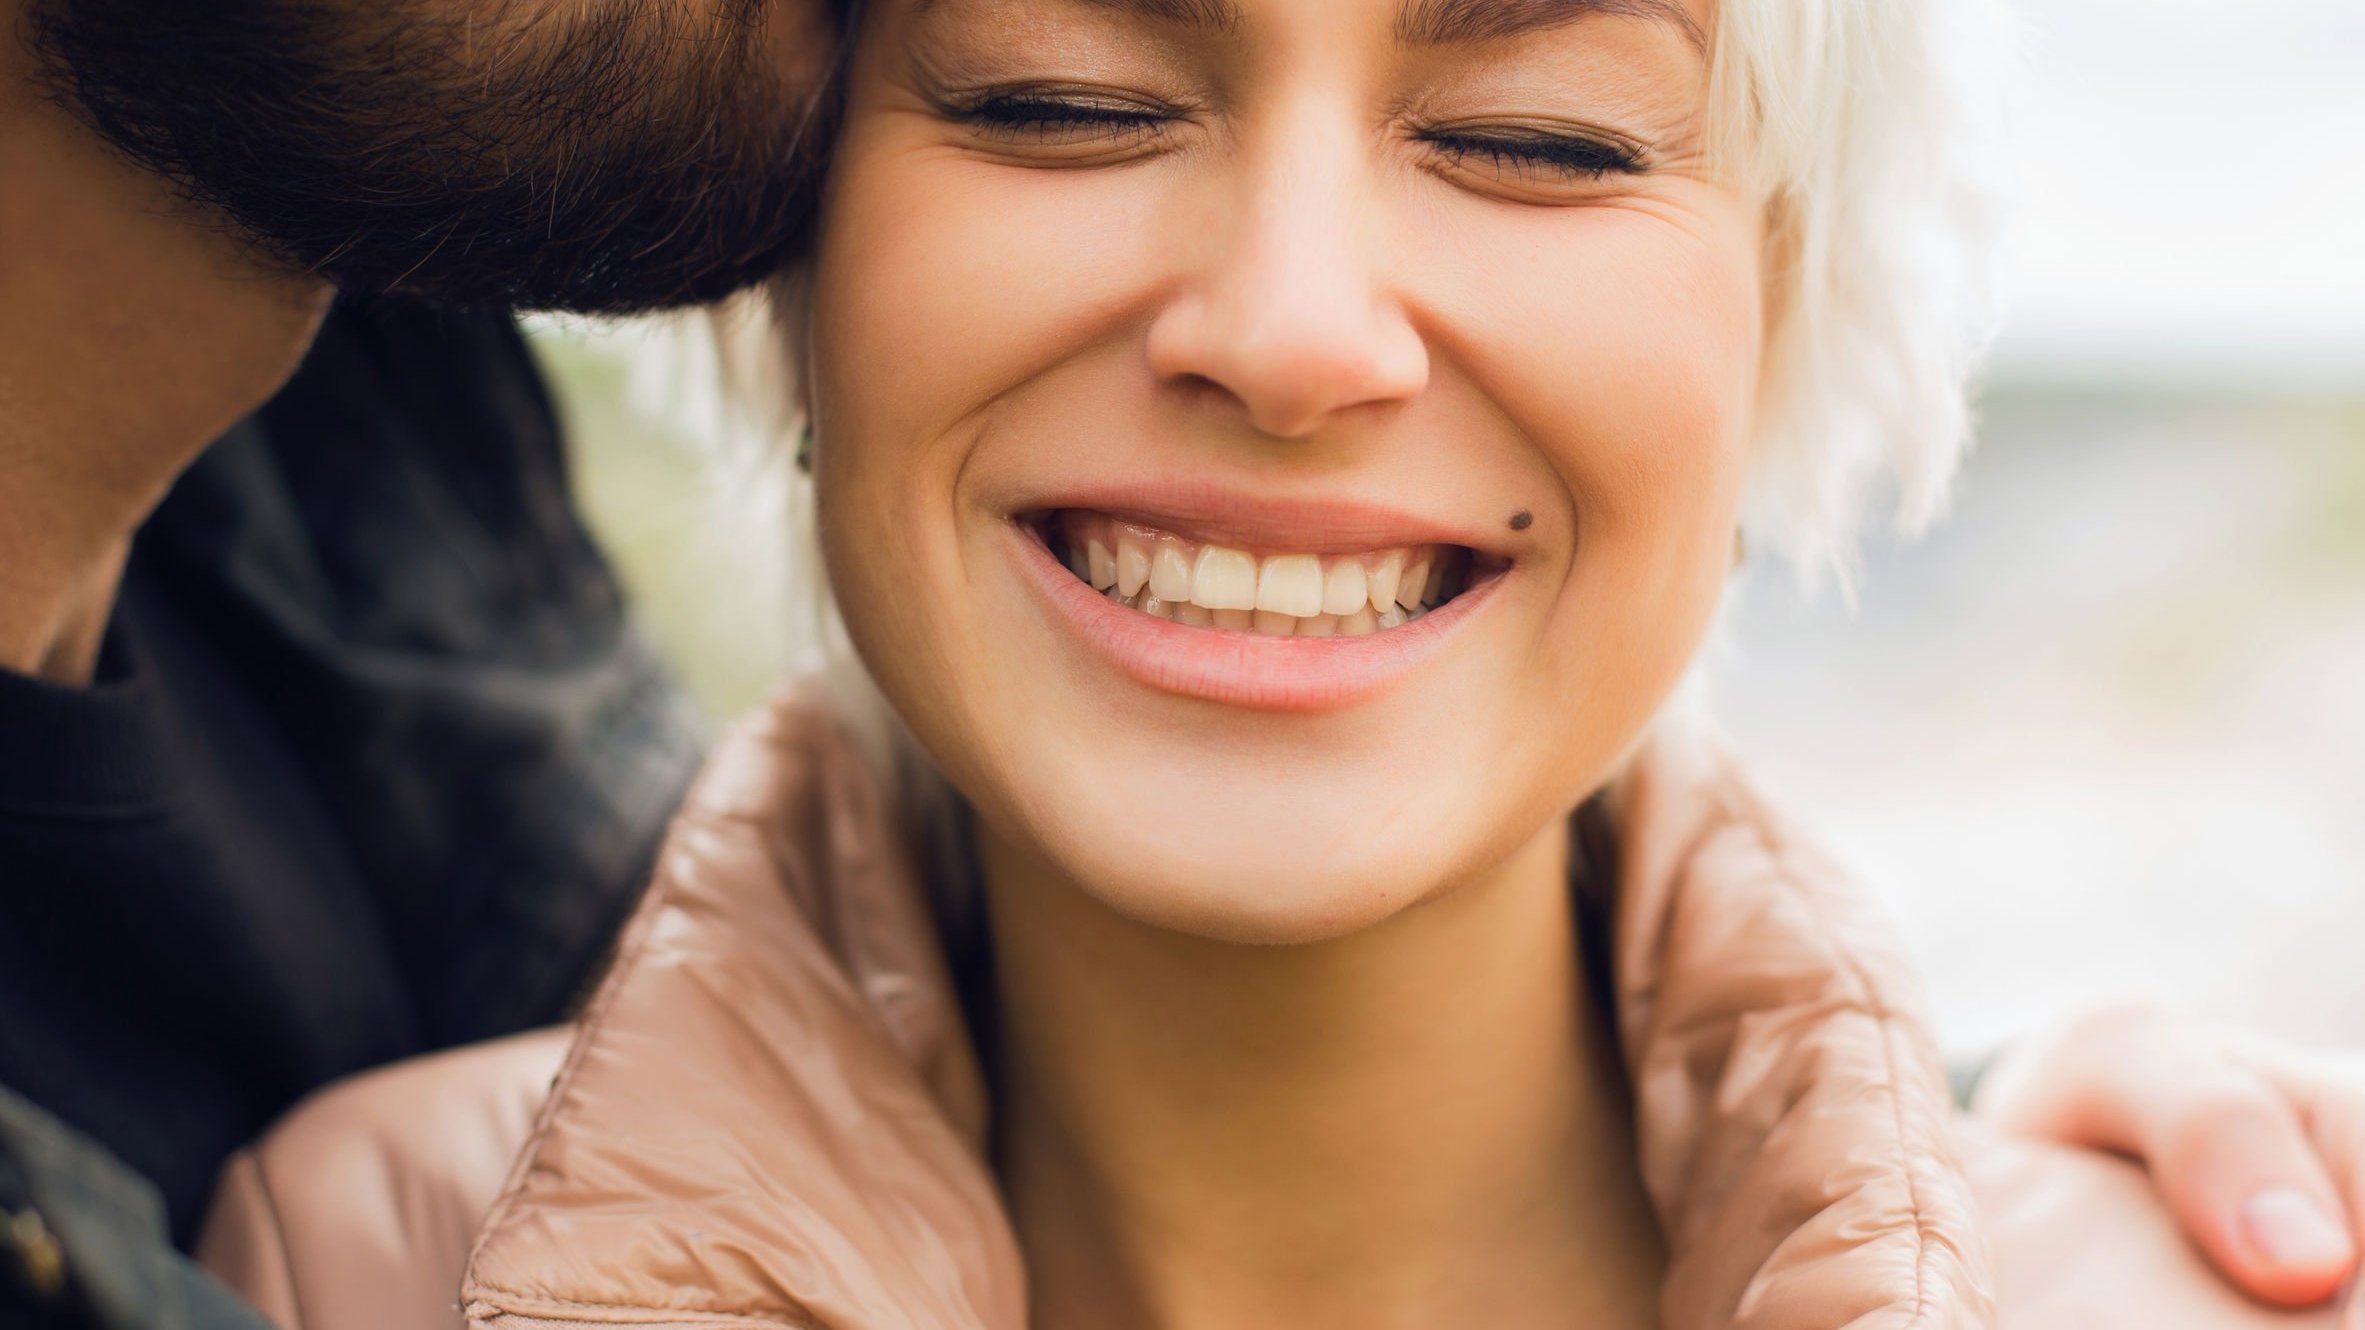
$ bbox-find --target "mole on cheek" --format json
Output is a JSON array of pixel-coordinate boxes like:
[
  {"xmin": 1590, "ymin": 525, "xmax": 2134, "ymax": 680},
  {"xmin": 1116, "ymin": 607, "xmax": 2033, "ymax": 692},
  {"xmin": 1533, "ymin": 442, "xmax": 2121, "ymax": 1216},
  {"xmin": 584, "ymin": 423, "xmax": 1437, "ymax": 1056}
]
[{"xmin": 1509, "ymin": 510, "xmax": 1534, "ymax": 532}]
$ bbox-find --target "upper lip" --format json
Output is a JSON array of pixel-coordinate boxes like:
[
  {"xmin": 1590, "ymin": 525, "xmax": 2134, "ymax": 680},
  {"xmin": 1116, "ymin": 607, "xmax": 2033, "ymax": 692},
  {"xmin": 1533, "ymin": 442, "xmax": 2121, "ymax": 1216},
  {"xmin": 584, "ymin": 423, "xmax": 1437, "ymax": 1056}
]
[{"xmin": 1010, "ymin": 478, "xmax": 1509, "ymax": 558}]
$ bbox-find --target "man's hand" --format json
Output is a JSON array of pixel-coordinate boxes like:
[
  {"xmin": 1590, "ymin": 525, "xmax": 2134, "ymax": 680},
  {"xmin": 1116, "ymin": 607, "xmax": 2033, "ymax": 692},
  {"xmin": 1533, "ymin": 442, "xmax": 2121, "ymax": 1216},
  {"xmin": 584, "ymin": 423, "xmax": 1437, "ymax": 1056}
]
[{"xmin": 1977, "ymin": 1005, "xmax": 2365, "ymax": 1324}]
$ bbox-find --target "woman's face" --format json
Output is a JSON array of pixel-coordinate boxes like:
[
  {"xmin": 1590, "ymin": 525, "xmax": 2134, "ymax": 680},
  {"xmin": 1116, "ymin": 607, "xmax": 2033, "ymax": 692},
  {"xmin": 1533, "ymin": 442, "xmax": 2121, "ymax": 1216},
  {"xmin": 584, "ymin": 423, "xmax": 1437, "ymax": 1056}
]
[{"xmin": 811, "ymin": 0, "xmax": 1759, "ymax": 943}]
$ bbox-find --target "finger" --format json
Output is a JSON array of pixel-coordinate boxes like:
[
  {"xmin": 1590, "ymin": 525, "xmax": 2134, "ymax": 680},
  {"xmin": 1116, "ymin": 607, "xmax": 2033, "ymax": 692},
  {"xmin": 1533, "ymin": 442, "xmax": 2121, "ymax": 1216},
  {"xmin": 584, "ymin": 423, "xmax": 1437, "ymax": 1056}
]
[
  {"xmin": 2240, "ymin": 1045, "xmax": 2365, "ymax": 1321},
  {"xmin": 1978, "ymin": 1007, "xmax": 2356, "ymax": 1306},
  {"xmin": 2147, "ymin": 1090, "xmax": 2357, "ymax": 1307}
]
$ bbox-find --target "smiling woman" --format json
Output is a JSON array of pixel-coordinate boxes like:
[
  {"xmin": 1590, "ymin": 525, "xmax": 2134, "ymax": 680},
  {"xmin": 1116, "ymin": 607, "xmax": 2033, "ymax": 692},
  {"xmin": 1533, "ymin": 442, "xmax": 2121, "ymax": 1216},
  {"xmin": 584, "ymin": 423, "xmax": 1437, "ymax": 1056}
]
[
  {"xmin": 815, "ymin": 0, "xmax": 1758, "ymax": 951},
  {"xmin": 178, "ymin": 1, "xmax": 2363, "ymax": 1328}
]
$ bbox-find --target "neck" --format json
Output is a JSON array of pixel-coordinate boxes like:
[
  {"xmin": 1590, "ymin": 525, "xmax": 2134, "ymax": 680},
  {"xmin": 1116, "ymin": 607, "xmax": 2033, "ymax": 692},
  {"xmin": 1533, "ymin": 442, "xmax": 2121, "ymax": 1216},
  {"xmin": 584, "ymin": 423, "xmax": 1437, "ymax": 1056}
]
[
  {"xmin": 983, "ymin": 816, "xmax": 1663, "ymax": 1330},
  {"xmin": 0, "ymin": 10, "xmax": 328, "ymax": 681}
]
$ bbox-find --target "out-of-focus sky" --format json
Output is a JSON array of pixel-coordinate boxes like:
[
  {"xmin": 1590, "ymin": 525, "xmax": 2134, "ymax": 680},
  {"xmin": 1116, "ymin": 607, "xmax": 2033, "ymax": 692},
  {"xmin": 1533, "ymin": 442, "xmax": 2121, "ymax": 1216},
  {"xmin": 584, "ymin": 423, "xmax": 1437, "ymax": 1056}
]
[{"xmin": 1991, "ymin": 0, "xmax": 2365, "ymax": 387}]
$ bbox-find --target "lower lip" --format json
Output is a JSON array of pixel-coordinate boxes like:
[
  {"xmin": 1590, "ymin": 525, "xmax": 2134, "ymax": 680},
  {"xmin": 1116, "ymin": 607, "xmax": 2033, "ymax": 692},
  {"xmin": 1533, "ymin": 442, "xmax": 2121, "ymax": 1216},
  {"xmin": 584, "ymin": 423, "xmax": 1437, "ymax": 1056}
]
[{"xmin": 1009, "ymin": 523, "xmax": 1500, "ymax": 712}]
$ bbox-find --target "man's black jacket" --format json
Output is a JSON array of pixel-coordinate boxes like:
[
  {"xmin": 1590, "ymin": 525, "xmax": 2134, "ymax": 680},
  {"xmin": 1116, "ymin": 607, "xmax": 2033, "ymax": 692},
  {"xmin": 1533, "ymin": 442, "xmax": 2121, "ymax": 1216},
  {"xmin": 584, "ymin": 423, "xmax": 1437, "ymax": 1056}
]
[{"xmin": 0, "ymin": 299, "xmax": 703, "ymax": 1324}]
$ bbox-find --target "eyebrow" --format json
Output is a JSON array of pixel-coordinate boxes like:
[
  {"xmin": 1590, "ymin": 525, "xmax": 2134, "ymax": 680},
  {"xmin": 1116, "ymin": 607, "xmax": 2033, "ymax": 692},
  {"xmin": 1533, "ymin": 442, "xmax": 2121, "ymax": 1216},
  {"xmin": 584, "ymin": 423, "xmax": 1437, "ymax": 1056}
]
[
  {"xmin": 912, "ymin": 0, "xmax": 1242, "ymax": 31},
  {"xmin": 1396, "ymin": 0, "xmax": 1706, "ymax": 51},
  {"xmin": 913, "ymin": 0, "xmax": 1705, "ymax": 55},
  {"xmin": 966, "ymin": 0, "xmax": 1706, "ymax": 52},
  {"xmin": 1079, "ymin": 0, "xmax": 1242, "ymax": 31}
]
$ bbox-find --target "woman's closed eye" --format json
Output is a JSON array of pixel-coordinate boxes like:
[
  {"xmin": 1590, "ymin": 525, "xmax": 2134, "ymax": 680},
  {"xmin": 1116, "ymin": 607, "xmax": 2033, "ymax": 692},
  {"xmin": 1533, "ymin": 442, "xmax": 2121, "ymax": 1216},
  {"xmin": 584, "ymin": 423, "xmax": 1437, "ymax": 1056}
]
[
  {"xmin": 946, "ymin": 89, "xmax": 1651, "ymax": 198},
  {"xmin": 949, "ymin": 89, "xmax": 1181, "ymax": 158},
  {"xmin": 1414, "ymin": 126, "xmax": 1649, "ymax": 186}
]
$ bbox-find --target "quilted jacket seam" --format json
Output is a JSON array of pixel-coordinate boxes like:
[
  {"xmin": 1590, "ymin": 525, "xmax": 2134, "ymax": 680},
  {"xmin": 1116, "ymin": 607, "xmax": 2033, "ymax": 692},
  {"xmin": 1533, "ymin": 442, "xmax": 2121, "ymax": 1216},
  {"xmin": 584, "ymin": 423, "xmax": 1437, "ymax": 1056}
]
[
  {"xmin": 458, "ymin": 811, "xmax": 710, "ymax": 1312},
  {"xmin": 460, "ymin": 725, "xmax": 842, "ymax": 1330},
  {"xmin": 1710, "ymin": 764, "xmax": 1960, "ymax": 1330},
  {"xmin": 463, "ymin": 1286, "xmax": 824, "ymax": 1329}
]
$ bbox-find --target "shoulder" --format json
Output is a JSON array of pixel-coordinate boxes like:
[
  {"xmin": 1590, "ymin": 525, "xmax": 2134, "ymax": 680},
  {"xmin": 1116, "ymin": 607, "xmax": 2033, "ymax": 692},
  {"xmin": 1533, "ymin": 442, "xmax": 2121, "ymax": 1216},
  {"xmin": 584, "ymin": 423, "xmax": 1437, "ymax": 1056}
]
[
  {"xmin": 197, "ymin": 1028, "xmax": 571, "ymax": 1330},
  {"xmin": 1963, "ymin": 1123, "xmax": 2340, "ymax": 1329}
]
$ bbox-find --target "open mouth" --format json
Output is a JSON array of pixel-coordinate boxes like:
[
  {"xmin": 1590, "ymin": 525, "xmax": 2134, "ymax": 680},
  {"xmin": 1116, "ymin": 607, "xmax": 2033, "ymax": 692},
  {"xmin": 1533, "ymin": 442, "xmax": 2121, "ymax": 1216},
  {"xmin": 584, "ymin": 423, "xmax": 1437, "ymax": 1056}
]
[{"xmin": 1030, "ymin": 510, "xmax": 1498, "ymax": 637}]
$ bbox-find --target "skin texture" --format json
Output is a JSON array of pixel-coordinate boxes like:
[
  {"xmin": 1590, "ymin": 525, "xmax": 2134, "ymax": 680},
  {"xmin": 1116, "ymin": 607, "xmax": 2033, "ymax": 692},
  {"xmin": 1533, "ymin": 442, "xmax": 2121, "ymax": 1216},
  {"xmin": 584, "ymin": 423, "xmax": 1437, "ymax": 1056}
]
[{"xmin": 807, "ymin": 0, "xmax": 1738, "ymax": 1322}]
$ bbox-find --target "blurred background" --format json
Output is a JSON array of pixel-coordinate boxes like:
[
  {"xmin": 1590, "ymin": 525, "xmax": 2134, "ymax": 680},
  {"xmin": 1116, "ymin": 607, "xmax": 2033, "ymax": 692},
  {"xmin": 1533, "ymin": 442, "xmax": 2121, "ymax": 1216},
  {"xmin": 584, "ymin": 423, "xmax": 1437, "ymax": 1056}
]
[{"xmin": 527, "ymin": 0, "xmax": 2365, "ymax": 1060}]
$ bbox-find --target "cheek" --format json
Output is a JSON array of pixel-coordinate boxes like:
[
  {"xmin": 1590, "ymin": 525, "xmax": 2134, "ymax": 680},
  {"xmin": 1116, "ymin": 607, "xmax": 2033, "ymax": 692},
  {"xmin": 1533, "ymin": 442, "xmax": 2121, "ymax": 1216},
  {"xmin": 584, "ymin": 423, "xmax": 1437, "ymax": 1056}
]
[
  {"xmin": 810, "ymin": 131, "xmax": 1179, "ymax": 457},
  {"xmin": 1437, "ymin": 199, "xmax": 1761, "ymax": 535},
  {"xmin": 806, "ymin": 126, "xmax": 1193, "ymax": 767},
  {"xmin": 1424, "ymin": 196, "xmax": 1762, "ymax": 718}
]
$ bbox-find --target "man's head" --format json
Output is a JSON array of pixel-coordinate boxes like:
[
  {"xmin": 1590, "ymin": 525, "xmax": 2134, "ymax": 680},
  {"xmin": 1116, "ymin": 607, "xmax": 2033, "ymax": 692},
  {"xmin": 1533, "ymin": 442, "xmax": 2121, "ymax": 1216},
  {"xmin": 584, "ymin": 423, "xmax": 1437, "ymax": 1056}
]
[{"xmin": 25, "ymin": 0, "xmax": 851, "ymax": 312}]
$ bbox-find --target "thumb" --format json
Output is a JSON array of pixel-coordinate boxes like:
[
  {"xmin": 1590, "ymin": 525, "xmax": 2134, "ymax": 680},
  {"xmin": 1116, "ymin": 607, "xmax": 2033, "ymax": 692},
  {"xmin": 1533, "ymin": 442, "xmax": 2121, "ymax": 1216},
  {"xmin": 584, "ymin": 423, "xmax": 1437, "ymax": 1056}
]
[
  {"xmin": 2152, "ymin": 1090, "xmax": 2357, "ymax": 1306},
  {"xmin": 1978, "ymin": 1006, "xmax": 2357, "ymax": 1307},
  {"xmin": 2234, "ymin": 1043, "xmax": 2365, "ymax": 1325}
]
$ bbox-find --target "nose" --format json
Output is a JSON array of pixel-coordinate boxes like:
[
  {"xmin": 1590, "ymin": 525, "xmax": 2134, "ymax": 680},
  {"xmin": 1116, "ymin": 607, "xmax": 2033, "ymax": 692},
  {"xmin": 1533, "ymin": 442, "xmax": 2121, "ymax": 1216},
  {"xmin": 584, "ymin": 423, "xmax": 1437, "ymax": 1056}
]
[{"xmin": 1145, "ymin": 128, "xmax": 1429, "ymax": 440}]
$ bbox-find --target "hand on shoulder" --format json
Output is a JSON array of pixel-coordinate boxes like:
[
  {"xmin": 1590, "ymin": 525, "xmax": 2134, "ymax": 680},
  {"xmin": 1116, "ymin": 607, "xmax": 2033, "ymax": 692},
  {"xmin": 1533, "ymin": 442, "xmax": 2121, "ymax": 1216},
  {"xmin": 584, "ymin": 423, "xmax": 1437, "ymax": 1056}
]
[{"xmin": 1976, "ymin": 1005, "xmax": 2365, "ymax": 1328}]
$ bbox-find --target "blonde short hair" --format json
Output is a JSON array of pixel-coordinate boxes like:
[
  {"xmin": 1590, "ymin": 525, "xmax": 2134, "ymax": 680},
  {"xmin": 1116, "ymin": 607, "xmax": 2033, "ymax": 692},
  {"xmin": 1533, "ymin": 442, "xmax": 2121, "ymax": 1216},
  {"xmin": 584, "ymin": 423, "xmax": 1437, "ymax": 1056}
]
[{"xmin": 1716, "ymin": 0, "xmax": 2006, "ymax": 580}]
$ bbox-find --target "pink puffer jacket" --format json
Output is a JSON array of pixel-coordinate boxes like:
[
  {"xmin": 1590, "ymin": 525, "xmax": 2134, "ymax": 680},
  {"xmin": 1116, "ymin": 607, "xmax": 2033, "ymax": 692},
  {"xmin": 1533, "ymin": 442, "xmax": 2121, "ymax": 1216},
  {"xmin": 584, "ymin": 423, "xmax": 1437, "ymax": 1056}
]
[{"xmin": 194, "ymin": 693, "xmax": 2335, "ymax": 1329}]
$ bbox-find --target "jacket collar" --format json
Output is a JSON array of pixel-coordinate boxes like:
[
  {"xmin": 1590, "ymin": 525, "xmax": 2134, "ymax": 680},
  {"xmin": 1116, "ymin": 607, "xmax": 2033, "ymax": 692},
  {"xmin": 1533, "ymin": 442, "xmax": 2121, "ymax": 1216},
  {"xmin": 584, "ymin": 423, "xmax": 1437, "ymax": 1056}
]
[{"xmin": 461, "ymin": 693, "xmax": 1996, "ymax": 1328}]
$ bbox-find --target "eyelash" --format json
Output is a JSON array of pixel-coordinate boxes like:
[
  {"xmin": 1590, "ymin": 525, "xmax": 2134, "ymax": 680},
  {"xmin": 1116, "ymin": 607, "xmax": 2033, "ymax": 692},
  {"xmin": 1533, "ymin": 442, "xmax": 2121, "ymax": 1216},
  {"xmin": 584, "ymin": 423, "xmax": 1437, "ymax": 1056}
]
[
  {"xmin": 958, "ymin": 95, "xmax": 1173, "ymax": 147},
  {"xmin": 954, "ymin": 96, "xmax": 1648, "ymax": 182},
  {"xmin": 1414, "ymin": 129, "xmax": 1646, "ymax": 182}
]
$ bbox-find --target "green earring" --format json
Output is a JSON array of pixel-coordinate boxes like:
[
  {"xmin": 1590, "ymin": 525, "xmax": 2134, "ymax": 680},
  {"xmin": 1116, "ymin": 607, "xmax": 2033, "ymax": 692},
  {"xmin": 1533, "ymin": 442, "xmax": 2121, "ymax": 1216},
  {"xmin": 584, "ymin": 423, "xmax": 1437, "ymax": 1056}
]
[{"xmin": 795, "ymin": 420, "xmax": 815, "ymax": 475}]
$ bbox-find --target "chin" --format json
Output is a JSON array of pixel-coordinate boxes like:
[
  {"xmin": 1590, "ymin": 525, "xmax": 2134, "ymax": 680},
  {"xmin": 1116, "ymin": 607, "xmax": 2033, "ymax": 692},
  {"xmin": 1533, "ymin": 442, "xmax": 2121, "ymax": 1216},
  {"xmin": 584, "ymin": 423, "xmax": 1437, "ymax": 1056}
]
[
  {"xmin": 976, "ymin": 731, "xmax": 1510, "ymax": 946},
  {"xmin": 1035, "ymin": 822, "xmax": 1454, "ymax": 946}
]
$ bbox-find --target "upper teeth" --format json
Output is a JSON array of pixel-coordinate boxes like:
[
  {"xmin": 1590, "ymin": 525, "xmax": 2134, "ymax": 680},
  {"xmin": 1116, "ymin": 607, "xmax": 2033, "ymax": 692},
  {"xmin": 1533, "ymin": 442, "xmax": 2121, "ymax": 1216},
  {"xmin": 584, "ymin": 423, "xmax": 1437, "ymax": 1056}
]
[{"xmin": 1059, "ymin": 513, "xmax": 1465, "ymax": 636}]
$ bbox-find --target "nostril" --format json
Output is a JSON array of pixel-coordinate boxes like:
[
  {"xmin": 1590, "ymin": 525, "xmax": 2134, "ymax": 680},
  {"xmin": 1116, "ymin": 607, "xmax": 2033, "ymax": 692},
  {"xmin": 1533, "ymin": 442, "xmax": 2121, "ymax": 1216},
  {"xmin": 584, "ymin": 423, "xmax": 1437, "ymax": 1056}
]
[
  {"xmin": 1146, "ymin": 283, "xmax": 1429, "ymax": 439},
  {"xmin": 1161, "ymin": 371, "xmax": 1233, "ymax": 414}
]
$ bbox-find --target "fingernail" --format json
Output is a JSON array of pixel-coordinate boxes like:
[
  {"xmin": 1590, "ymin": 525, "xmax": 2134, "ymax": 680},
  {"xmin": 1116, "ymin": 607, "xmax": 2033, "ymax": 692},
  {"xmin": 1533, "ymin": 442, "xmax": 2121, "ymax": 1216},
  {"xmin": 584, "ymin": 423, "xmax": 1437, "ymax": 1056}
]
[{"xmin": 2242, "ymin": 1188, "xmax": 2355, "ymax": 1269}]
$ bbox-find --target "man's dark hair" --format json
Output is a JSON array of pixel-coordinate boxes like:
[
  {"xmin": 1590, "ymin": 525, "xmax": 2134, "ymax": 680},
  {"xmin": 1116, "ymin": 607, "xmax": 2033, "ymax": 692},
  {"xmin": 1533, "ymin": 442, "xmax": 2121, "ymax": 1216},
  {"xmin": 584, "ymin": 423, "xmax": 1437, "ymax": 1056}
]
[{"xmin": 27, "ymin": 0, "xmax": 859, "ymax": 313}]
